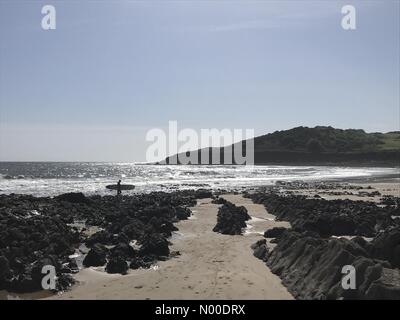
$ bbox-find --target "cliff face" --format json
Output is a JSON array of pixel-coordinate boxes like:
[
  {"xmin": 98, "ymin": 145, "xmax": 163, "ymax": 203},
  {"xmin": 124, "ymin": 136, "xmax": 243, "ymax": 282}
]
[{"xmin": 164, "ymin": 126, "xmax": 400, "ymax": 166}]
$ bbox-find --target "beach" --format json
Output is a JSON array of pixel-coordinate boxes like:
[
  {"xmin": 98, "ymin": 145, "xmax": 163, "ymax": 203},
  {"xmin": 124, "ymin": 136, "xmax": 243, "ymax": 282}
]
[
  {"xmin": 47, "ymin": 194, "xmax": 292, "ymax": 300},
  {"xmin": 0, "ymin": 174, "xmax": 399, "ymax": 300}
]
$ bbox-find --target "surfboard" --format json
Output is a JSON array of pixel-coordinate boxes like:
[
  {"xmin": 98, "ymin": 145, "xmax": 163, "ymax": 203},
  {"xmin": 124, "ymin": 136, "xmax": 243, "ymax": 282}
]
[{"xmin": 106, "ymin": 184, "xmax": 135, "ymax": 191}]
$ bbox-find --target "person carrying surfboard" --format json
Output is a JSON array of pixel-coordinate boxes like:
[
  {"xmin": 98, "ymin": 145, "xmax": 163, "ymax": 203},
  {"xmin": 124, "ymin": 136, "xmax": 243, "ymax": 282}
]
[
  {"xmin": 117, "ymin": 180, "xmax": 122, "ymax": 195},
  {"xmin": 105, "ymin": 182, "xmax": 135, "ymax": 192}
]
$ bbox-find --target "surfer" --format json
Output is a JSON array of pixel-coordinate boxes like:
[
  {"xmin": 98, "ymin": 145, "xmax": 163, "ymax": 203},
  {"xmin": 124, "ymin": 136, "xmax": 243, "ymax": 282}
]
[{"xmin": 117, "ymin": 179, "xmax": 122, "ymax": 195}]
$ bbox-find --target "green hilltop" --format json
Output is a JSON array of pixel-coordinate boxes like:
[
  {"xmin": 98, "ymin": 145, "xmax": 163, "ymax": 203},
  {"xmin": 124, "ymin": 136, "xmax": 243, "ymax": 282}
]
[
  {"xmin": 165, "ymin": 126, "xmax": 400, "ymax": 166},
  {"xmin": 254, "ymin": 126, "xmax": 400, "ymax": 153}
]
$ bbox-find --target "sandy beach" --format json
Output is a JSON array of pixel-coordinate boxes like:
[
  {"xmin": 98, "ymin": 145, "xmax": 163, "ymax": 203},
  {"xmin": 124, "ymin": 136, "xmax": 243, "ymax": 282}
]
[
  {"xmin": 0, "ymin": 179, "xmax": 398, "ymax": 300},
  {"xmin": 47, "ymin": 194, "xmax": 292, "ymax": 300}
]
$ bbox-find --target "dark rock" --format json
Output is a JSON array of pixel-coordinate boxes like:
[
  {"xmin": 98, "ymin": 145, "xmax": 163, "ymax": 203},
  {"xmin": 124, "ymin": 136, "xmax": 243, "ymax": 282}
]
[
  {"xmin": 139, "ymin": 233, "xmax": 170, "ymax": 257},
  {"xmin": 129, "ymin": 257, "xmax": 151, "ymax": 269},
  {"xmin": 264, "ymin": 227, "xmax": 287, "ymax": 238},
  {"xmin": 364, "ymin": 267, "xmax": 400, "ymax": 299},
  {"xmin": 56, "ymin": 273, "xmax": 75, "ymax": 291},
  {"xmin": 55, "ymin": 192, "xmax": 89, "ymax": 204},
  {"xmin": 213, "ymin": 202, "xmax": 251, "ymax": 235},
  {"xmin": 86, "ymin": 230, "xmax": 114, "ymax": 246},
  {"xmin": 195, "ymin": 189, "xmax": 213, "ymax": 199},
  {"xmin": 121, "ymin": 220, "xmax": 146, "ymax": 240},
  {"xmin": 251, "ymin": 239, "xmax": 269, "ymax": 261},
  {"xmin": 175, "ymin": 207, "xmax": 191, "ymax": 220},
  {"xmin": 66, "ymin": 259, "xmax": 79, "ymax": 274},
  {"xmin": 0, "ymin": 256, "xmax": 11, "ymax": 288},
  {"xmin": 369, "ymin": 226, "xmax": 400, "ymax": 268},
  {"xmin": 11, "ymin": 273, "xmax": 39, "ymax": 292},
  {"xmin": 83, "ymin": 244, "xmax": 107, "ymax": 267},
  {"xmin": 211, "ymin": 197, "xmax": 227, "ymax": 205},
  {"xmin": 0, "ymin": 189, "xmax": 211, "ymax": 293},
  {"xmin": 259, "ymin": 229, "xmax": 400, "ymax": 300},
  {"xmin": 246, "ymin": 193, "xmax": 395, "ymax": 237},
  {"xmin": 111, "ymin": 242, "xmax": 136, "ymax": 260},
  {"xmin": 106, "ymin": 256, "xmax": 128, "ymax": 274}
]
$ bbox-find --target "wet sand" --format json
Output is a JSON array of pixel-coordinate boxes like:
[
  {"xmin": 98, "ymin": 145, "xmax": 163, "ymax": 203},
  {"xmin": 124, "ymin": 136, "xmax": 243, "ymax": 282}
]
[{"xmin": 47, "ymin": 194, "xmax": 292, "ymax": 300}]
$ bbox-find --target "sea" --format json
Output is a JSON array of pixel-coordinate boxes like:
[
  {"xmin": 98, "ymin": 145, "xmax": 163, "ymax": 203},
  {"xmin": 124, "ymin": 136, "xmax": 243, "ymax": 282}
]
[{"xmin": 0, "ymin": 162, "xmax": 398, "ymax": 197}]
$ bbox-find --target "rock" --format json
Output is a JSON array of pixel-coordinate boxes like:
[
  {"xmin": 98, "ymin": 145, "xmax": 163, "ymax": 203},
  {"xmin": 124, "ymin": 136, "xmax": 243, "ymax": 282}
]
[
  {"xmin": 66, "ymin": 259, "xmax": 79, "ymax": 274},
  {"xmin": 370, "ymin": 226, "xmax": 400, "ymax": 268},
  {"xmin": 264, "ymin": 227, "xmax": 287, "ymax": 238},
  {"xmin": 211, "ymin": 197, "xmax": 227, "ymax": 205},
  {"xmin": 260, "ymin": 229, "xmax": 400, "ymax": 300},
  {"xmin": 195, "ymin": 189, "xmax": 213, "ymax": 199},
  {"xmin": 251, "ymin": 239, "xmax": 269, "ymax": 261},
  {"xmin": 85, "ymin": 230, "xmax": 114, "ymax": 246},
  {"xmin": 170, "ymin": 251, "xmax": 181, "ymax": 258},
  {"xmin": 83, "ymin": 244, "xmax": 107, "ymax": 267},
  {"xmin": 11, "ymin": 273, "xmax": 39, "ymax": 292},
  {"xmin": 0, "ymin": 256, "xmax": 10, "ymax": 277},
  {"xmin": 364, "ymin": 267, "xmax": 400, "ymax": 299},
  {"xmin": 55, "ymin": 192, "xmax": 89, "ymax": 204},
  {"xmin": 149, "ymin": 218, "xmax": 177, "ymax": 237},
  {"xmin": 31, "ymin": 257, "xmax": 60, "ymax": 282},
  {"xmin": 0, "ymin": 256, "xmax": 11, "ymax": 288},
  {"xmin": 139, "ymin": 233, "xmax": 170, "ymax": 257},
  {"xmin": 129, "ymin": 257, "xmax": 152, "ymax": 269},
  {"xmin": 8, "ymin": 256, "xmax": 60, "ymax": 293},
  {"xmin": 106, "ymin": 256, "xmax": 128, "ymax": 274},
  {"xmin": 0, "ymin": 189, "xmax": 210, "ymax": 293},
  {"xmin": 380, "ymin": 195, "xmax": 400, "ymax": 207},
  {"xmin": 111, "ymin": 242, "xmax": 136, "ymax": 260},
  {"xmin": 213, "ymin": 202, "xmax": 251, "ymax": 235},
  {"xmin": 56, "ymin": 273, "xmax": 75, "ymax": 292},
  {"xmin": 175, "ymin": 207, "xmax": 191, "ymax": 220},
  {"xmin": 245, "ymin": 193, "xmax": 395, "ymax": 237},
  {"xmin": 121, "ymin": 220, "xmax": 145, "ymax": 240}
]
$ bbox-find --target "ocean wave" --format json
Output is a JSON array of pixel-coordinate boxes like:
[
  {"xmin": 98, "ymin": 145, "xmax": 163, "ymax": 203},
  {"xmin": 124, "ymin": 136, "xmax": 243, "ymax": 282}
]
[{"xmin": 0, "ymin": 163, "xmax": 398, "ymax": 196}]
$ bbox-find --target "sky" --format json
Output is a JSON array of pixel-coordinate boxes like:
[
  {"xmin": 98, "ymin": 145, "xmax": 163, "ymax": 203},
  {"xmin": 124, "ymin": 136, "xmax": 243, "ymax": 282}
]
[{"xmin": 0, "ymin": 0, "xmax": 399, "ymax": 162}]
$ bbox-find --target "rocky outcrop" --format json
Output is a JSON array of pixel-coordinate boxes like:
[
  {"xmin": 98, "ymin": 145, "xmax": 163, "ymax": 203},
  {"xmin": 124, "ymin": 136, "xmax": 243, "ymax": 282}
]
[
  {"xmin": 0, "ymin": 190, "xmax": 206, "ymax": 292},
  {"xmin": 369, "ymin": 227, "xmax": 400, "ymax": 268},
  {"xmin": 247, "ymin": 190, "xmax": 400, "ymax": 300},
  {"xmin": 211, "ymin": 197, "xmax": 228, "ymax": 205},
  {"xmin": 139, "ymin": 233, "xmax": 170, "ymax": 258},
  {"xmin": 251, "ymin": 239, "xmax": 269, "ymax": 261},
  {"xmin": 106, "ymin": 256, "xmax": 128, "ymax": 275},
  {"xmin": 83, "ymin": 244, "xmax": 108, "ymax": 267},
  {"xmin": 246, "ymin": 193, "xmax": 398, "ymax": 237},
  {"xmin": 264, "ymin": 227, "xmax": 287, "ymax": 238},
  {"xmin": 0, "ymin": 208, "xmax": 78, "ymax": 292},
  {"xmin": 55, "ymin": 192, "xmax": 90, "ymax": 204},
  {"xmin": 213, "ymin": 202, "xmax": 251, "ymax": 235},
  {"xmin": 252, "ymin": 229, "xmax": 400, "ymax": 300}
]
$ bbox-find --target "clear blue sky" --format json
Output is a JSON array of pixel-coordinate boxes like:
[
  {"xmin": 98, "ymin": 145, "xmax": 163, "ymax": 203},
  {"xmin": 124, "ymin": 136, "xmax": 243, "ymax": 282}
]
[{"xmin": 0, "ymin": 0, "xmax": 399, "ymax": 161}]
